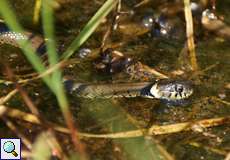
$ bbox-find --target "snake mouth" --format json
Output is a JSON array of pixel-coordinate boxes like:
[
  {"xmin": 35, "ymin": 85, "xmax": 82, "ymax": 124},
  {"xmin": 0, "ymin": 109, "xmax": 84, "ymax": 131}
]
[{"xmin": 150, "ymin": 79, "xmax": 194, "ymax": 101}]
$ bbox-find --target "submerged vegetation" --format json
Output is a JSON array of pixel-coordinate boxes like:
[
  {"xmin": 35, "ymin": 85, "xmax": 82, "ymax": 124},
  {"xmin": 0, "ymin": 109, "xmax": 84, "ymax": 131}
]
[{"xmin": 0, "ymin": 0, "xmax": 229, "ymax": 159}]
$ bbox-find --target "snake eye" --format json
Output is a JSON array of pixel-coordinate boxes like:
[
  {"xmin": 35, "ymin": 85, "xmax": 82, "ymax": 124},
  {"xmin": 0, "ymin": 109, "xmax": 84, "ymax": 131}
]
[{"xmin": 176, "ymin": 85, "xmax": 184, "ymax": 93}]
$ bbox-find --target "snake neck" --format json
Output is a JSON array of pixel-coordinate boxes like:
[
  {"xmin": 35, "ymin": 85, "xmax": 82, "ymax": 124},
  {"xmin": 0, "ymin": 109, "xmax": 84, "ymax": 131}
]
[
  {"xmin": 64, "ymin": 79, "xmax": 156, "ymax": 99},
  {"xmin": 140, "ymin": 82, "xmax": 156, "ymax": 98}
]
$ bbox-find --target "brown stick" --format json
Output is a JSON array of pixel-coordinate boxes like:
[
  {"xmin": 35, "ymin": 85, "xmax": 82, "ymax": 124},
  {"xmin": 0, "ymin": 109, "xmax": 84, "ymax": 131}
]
[
  {"xmin": 2, "ymin": 118, "xmax": 32, "ymax": 149},
  {"xmin": 1, "ymin": 105, "xmax": 228, "ymax": 139},
  {"xmin": 184, "ymin": 0, "xmax": 198, "ymax": 71}
]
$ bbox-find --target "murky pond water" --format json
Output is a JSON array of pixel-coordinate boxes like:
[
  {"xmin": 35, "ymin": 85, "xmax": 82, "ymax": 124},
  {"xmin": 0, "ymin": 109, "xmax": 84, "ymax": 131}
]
[{"xmin": 0, "ymin": 0, "xmax": 229, "ymax": 159}]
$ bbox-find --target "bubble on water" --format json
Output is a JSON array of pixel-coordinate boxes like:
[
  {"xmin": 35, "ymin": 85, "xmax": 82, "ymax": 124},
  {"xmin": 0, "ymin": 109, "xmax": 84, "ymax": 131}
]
[
  {"xmin": 78, "ymin": 48, "xmax": 91, "ymax": 58},
  {"xmin": 142, "ymin": 14, "xmax": 154, "ymax": 29}
]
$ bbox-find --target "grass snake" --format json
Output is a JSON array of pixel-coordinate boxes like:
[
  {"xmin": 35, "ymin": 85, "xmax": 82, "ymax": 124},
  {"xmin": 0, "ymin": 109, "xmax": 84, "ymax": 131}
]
[{"xmin": 0, "ymin": 20, "xmax": 194, "ymax": 103}]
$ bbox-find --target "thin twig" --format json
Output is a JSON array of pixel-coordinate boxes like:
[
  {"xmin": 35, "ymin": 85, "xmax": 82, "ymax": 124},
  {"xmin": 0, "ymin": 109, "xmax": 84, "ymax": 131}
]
[
  {"xmin": 184, "ymin": 0, "xmax": 198, "ymax": 71},
  {"xmin": 1, "ymin": 105, "xmax": 228, "ymax": 139},
  {"xmin": 0, "ymin": 105, "xmax": 69, "ymax": 133},
  {"xmin": 100, "ymin": 0, "xmax": 121, "ymax": 51},
  {"xmin": 33, "ymin": 0, "xmax": 41, "ymax": 25},
  {"xmin": 0, "ymin": 105, "xmax": 69, "ymax": 159},
  {"xmin": 2, "ymin": 64, "xmax": 70, "ymax": 159},
  {"xmin": 0, "ymin": 88, "xmax": 19, "ymax": 105},
  {"xmin": 4, "ymin": 64, "xmax": 40, "ymax": 116},
  {"xmin": 0, "ymin": 60, "xmax": 67, "ymax": 86},
  {"xmin": 189, "ymin": 62, "xmax": 219, "ymax": 79},
  {"xmin": 211, "ymin": 96, "xmax": 230, "ymax": 106},
  {"xmin": 2, "ymin": 117, "xmax": 33, "ymax": 150},
  {"xmin": 189, "ymin": 142, "xmax": 227, "ymax": 156},
  {"xmin": 134, "ymin": 0, "xmax": 150, "ymax": 8}
]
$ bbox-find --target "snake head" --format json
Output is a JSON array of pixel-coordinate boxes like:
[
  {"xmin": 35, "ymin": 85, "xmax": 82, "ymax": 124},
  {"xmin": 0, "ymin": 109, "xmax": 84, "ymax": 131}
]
[{"xmin": 150, "ymin": 79, "xmax": 193, "ymax": 101}]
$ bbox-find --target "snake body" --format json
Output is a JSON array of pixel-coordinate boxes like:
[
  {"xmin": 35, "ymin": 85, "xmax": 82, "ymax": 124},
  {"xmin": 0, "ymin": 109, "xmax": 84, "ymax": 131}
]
[
  {"xmin": 64, "ymin": 79, "xmax": 193, "ymax": 101},
  {"xmin": 0, "ymin": 20, "xmax": 47, "ymax": 56},
  {"xmin": 0, "ymin": 20, "xmax": 194, "ymax": 102}
]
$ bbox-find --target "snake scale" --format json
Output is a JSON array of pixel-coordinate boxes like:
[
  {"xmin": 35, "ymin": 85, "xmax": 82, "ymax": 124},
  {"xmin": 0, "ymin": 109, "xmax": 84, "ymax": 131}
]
[{"xmin": 0, "ymin": 20, "xmax": 193, "ymax": 103}]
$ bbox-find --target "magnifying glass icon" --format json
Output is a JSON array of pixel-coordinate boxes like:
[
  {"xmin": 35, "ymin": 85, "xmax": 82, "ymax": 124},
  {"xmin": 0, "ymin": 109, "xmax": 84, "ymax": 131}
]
[{"xmin": 3, "ymin": 141, "xmax": 18, "ymax": 157}]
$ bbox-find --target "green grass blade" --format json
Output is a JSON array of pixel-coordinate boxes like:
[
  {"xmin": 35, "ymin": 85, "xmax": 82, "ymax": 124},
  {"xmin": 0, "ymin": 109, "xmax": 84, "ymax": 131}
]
[
  {"xmin": 41, "ymin": 0, "xmax": 69, "ymax": 114},
  {"xmin": 41, "ymin": 1, "xmax": 86, "ymax": 156},
  {"xmin": 41, "ymin": 0, "xmax": 58, "ymax": 66},
  {"xmin": 41, "ymin": 0, "xmax": 61, "ymax": 88},
  {"xmin": 61, "ymin": 0, "xmax": 118, "ymax": 60}
]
